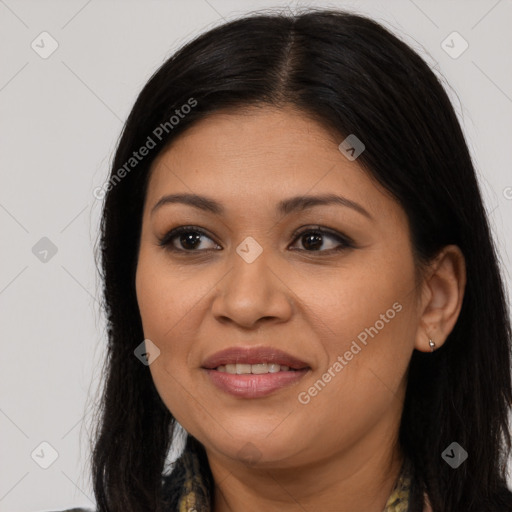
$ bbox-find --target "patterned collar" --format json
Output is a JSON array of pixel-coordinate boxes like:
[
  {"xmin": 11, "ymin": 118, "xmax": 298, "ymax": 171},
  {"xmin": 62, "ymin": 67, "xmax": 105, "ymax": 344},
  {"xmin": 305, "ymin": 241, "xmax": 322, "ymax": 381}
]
[{"xmin": 173, "ymin": 449, "xmax": 412, "ymax": 512}]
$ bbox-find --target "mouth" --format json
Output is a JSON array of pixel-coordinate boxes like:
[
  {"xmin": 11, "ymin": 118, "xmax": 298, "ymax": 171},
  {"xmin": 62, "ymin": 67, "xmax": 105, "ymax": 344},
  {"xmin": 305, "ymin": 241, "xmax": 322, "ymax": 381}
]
[
  {"xmin": 214, "ymin": 363, "xmax": 302, "ymax": 373},
  {"xmin": 202, "ymin": 346, "xmax": 311, "ymax": 398},
  {"xmin": 202, "ymin": 346, "xmax": 310, "ymax": 370}
]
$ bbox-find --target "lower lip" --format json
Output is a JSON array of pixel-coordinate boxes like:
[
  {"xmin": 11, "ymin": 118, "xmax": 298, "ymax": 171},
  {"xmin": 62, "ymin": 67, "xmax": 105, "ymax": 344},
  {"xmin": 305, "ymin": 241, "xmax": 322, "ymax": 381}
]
[{"xmin": 203, "ymin": 368, "xmax": 309, "ymax": 398}]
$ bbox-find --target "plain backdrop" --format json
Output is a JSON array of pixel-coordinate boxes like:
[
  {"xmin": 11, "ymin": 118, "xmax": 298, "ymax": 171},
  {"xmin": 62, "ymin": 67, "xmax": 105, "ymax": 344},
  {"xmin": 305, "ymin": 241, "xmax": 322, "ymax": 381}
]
[{"xmin": 1, "ymin": 0, "xmax": 511, "ymax": 510}]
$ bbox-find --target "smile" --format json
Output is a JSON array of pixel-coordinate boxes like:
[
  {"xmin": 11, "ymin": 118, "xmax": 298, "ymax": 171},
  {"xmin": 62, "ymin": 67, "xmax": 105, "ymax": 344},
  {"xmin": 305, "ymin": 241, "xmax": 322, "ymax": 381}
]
[
  {"xmin": 201, "ymin": 345, "xmax": 311, "ymax": 398},
  {"xmin": 203, "ymin": 366, "xmax": 310, "ymax": 398},
  {"xmin": 214, "ymin": 363, "xmax": 298, "ymax": 374}
]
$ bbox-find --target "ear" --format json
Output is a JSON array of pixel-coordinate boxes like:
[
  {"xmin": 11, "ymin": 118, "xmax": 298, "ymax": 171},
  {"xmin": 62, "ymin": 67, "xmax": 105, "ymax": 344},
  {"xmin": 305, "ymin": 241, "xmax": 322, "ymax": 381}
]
[{"xmin": 414, "ymin": 245, "xmax": 466, "ymax": 352}]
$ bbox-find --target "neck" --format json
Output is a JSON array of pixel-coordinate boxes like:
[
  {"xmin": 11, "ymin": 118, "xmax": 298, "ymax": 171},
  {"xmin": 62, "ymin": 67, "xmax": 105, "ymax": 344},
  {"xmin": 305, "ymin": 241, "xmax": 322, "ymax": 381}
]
[{"xmin": 208, "ymin": 415, "xmax": 405, "ymax": 512}]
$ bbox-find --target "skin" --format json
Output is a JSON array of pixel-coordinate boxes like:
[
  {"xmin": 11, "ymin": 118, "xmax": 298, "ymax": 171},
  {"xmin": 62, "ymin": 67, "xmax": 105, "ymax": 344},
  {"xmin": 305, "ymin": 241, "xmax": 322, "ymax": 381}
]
[{"xmin": 135, "ymin": 105, "xmax": 466, "ymax": 512}]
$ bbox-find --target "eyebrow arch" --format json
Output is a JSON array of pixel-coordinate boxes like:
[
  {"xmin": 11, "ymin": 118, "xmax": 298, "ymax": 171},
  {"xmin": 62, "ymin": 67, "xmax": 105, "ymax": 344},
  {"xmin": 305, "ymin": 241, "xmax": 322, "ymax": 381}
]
[{"xmin": 151, "ymin": 192, "xmax": 373, "ymax": 220}]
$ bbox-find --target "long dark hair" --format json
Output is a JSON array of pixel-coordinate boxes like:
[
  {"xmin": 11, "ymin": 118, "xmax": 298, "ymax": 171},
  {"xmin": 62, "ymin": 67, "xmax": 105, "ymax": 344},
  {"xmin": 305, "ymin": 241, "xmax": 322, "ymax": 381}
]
[{"xmin": 92, "ymin": 8, "xmax": 512, "ymax": 511}]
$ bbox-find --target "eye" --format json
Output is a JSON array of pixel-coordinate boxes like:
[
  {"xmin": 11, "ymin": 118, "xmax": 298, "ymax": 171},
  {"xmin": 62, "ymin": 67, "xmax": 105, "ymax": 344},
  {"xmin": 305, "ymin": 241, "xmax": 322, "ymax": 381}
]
[
  {"xmin": 157, "ymin": 226, "xmax": 220, "ymax": 252},
  {"xmin": 157, "ymin": 225, "xmax": 354, "ymax": 254},
  {"xmin": 289, "ymin": 226, "xmax": 354, "ymax": 253}
]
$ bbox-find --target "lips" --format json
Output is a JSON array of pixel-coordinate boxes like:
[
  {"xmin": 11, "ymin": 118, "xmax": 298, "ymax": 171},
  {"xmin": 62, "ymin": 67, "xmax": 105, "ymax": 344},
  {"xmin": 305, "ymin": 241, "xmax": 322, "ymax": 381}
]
[
  {"xmin": 202, "ymin": 346, "xmax": 310, "ymax": 370},
  {"xmin": 202, "ymin": 346, "xmax": 311, "ymax": 398}
]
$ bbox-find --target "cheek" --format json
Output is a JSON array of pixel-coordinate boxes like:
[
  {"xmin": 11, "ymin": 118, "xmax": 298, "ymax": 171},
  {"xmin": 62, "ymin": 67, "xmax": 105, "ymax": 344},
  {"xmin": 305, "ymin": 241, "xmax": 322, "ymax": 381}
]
[
  {"xmin": 290, "ymin": 276, "xmax": 414, "ymax": 451},
  {"xmin": 292, "ymin": 252, "xmax": 416, "ymax": 396},
  {"xmin": 135, "ymin": 249, "xmax": 203, "ymax": 343},
  {"xmin": 292, "ymin": 261, "xmax": 413, "ymax": 348},
  {"xmin": 135, "ymin": 252, "xmax": 213, "ymax": 417}
]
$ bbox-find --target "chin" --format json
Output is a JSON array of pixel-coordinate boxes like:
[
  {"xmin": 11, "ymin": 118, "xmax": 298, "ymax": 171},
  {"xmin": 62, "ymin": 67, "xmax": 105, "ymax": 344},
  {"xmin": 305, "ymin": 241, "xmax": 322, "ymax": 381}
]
[{"xmin": 202, "ymin": 430, "xmax": 303, "ymax": 468}]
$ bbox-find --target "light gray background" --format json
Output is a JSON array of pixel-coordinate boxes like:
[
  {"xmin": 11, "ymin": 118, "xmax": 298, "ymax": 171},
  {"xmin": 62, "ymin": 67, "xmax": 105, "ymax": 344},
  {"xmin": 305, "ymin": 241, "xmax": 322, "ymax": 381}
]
[{"xmin": 1, "ymin": 0, "xmax": 511, "ymax": 510}]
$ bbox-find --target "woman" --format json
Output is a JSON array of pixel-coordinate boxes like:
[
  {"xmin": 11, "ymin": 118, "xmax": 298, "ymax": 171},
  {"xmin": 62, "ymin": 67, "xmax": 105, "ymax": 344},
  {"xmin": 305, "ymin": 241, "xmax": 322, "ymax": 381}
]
[{"xmin": 65, "ymin": 8, "xmax": 512, "ymax": 512}]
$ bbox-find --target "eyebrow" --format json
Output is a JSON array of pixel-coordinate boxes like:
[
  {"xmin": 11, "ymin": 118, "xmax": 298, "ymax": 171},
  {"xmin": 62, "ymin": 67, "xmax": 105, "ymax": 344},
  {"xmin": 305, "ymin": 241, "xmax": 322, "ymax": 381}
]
[{"xmin": 150, "ymin": 192, "xmax": 373, "ymax": 220}]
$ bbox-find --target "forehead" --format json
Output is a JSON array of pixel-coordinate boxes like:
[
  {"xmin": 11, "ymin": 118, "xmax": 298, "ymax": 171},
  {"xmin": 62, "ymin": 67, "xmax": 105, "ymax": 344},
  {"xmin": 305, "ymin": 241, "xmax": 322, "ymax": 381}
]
[
  {"xmin": 151, "ymin": 106, "xmax": 340, "ymax": 172},
  {"xmin": 145, "ymin": 106, "xmax": 400, "ymax": 225}
]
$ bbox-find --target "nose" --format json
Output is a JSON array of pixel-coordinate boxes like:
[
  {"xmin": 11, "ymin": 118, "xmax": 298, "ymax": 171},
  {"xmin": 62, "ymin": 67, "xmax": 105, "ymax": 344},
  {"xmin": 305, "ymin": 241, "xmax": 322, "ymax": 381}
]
[{"xmin": 210, "ymin": 245, "xmax": 294, "ymax": 329}]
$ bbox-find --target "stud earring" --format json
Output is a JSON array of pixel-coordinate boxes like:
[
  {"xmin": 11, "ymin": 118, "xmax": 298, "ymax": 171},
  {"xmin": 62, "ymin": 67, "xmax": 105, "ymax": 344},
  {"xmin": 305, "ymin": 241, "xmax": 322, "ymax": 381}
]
[{"xmin": 429, "ymin": 338, "xmax": 436, "ymax": 352}]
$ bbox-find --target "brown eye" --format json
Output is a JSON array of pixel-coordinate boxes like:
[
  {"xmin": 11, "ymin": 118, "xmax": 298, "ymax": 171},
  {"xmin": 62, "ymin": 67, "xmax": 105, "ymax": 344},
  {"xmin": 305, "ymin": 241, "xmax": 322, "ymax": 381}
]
[
  {"xmin": 289, "ymin": 227, "xmax": 354, "ymax": 253},
  {"xmin": 158, "ymin": 225, "xmax": 354, "ymax": 255},
  {"xmin": 158, "ymin": 226, "xmax": 220, "ymax": 252}
]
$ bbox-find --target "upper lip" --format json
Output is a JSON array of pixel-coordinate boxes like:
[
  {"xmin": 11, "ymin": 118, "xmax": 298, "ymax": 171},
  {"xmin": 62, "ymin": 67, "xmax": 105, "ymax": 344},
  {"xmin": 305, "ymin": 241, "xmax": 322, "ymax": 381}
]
[{"xmin": 202, "ymin": 346, "xmax": 310, "ymax": 370}]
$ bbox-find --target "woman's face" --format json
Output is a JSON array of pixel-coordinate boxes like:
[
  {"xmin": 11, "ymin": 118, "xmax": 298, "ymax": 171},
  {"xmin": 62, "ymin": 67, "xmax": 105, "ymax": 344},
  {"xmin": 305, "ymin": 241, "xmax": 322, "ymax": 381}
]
[{"xmin": 135, "ymin": 106, "xmax": 425, "ymax": 472}]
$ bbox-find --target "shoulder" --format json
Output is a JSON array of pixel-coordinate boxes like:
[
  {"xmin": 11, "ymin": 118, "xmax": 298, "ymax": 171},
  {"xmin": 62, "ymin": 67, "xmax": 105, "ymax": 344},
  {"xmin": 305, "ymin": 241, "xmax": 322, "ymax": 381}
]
[{"xmin": 46, "ymin": 509, "xmax": 94, "ymax": 512}]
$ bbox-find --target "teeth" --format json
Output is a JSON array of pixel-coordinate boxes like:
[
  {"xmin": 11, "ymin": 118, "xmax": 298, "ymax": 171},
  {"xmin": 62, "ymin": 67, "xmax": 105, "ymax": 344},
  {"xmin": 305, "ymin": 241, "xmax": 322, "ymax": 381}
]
[
  {"xmin": 215, "ymin": 363, "xmax": 297, "ymax": 374},
  {"xmin": 251, "ymin": 363, "xmax": 269, "ymax": 374},
  {"xmin": 236, "ymin": 364, "xmax": 252, "ymax": 374}
]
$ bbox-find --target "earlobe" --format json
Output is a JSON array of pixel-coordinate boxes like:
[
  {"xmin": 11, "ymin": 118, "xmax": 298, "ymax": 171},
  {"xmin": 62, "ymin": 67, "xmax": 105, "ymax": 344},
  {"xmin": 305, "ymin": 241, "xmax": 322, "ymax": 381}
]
[{"xmin": 414, "ymin": 244, "xmax": 467, "ymax": 353}]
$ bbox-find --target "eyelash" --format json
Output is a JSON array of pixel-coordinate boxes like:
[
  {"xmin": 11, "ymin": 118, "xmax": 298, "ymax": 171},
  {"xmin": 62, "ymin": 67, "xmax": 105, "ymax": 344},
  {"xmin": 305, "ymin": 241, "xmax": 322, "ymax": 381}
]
[{"xmin": 157, "ymin": 225, "xmax": 355, "ymax": 255}]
